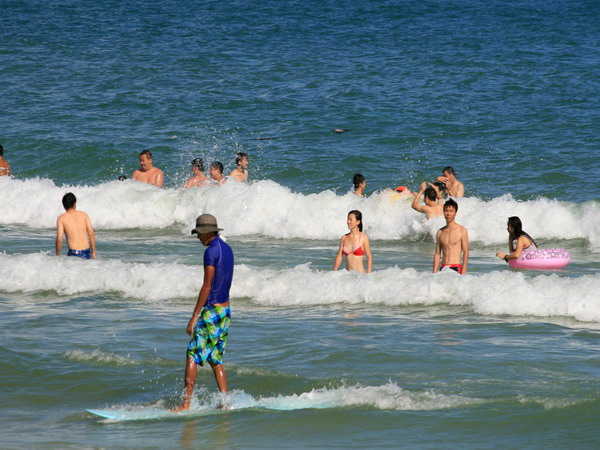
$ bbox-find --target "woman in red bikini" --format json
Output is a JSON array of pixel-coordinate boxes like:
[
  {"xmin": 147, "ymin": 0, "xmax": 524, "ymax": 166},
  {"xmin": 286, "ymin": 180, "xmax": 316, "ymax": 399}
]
[{"xmin": 333, "ymin": 210, "xmax": 373, "ymax": 273}]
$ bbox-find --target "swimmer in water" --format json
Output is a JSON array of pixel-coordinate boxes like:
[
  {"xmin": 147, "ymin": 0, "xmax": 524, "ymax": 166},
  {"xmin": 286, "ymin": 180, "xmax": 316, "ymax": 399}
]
[
  {"xmin": 56, "ymin": 192, "xmax": 97, "ymax": 259},
  {"xmin": 411, "ymin": 182, "xmax": 443, "ymax": 218},
  {"xmin": 184, "ymin": 158, "xmax": 210, "ymax": 188},
  {"xmin": 0, "ymin": 145, "xmax": 11, "ymax": 176},
  {"xmin": 132, "ymin": 150, "xmax": 164, "ymax": 188},
  {"xmin": 353, "ymin": 173, "xmax": 366, "ymax": 197},
  {"xmin": 436, "ymin": 166, "xmax": 464, "ymax": 198},
  {"xmin": 433, "ymin": 199, "xmax": 469, "ymax": 274},
  {"xmin": 495, "ymin": 216, "xmax": 538, "ymax": 263},
  {"xmin": 210, "ymin": 161, "xmax": 226, "ymax": 186},
  {"xmin": 333, "ymin": 210, "xmax": 373, "ymax": 273},
  {"xmin": 229, "ymin": 152, "xmax": 249, "ymax": 182}
]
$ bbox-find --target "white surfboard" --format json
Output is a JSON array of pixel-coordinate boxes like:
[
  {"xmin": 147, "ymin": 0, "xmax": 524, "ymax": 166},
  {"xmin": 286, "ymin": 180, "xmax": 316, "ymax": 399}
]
[{"xmin": 87, "ymin": 407, "xmax": 224, "ymax": 421}]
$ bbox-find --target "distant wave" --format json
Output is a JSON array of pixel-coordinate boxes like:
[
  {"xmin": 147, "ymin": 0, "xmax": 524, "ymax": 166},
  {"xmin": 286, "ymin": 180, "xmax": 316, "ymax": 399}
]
[
  {"xmin": 1, "ymin": 177, "xmax": 598, "ymax": 249},
  {"xmin": 1, "ymin": 253, "xmax": 598, "ymax": 323}
]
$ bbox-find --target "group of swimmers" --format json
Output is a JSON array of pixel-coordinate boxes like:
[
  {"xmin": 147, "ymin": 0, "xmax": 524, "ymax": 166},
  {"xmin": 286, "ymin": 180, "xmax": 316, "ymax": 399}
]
[
  {"xmin": 333, "ymin": 199, "xmax": 469, "ymax": 275},
  {"xmin": 51, "ymin": 149, "xmax": 249, "ymax": 260},
  {"xmin": 340, "ymin": 166, "xmax": 538, "ymax": 274},
  {"xmin": 129, "ymin": 149, "xmax": 249, "ymax": 188},
  {"xmin": 0, "ymin": 143, "xmax": 534, "ymax": 273}
]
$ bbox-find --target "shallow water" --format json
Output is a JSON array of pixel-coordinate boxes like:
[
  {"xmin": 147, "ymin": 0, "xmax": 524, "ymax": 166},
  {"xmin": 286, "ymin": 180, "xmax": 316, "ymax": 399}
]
[{"xmin": 1, "ymin": 0, "xmax": 599, "ymax": 447}]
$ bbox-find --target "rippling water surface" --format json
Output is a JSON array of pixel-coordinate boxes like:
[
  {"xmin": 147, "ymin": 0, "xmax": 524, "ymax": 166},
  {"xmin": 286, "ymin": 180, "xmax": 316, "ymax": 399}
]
[{"xmin": 1, "ymin": 0, "xmax": 599, "ymax": 447}]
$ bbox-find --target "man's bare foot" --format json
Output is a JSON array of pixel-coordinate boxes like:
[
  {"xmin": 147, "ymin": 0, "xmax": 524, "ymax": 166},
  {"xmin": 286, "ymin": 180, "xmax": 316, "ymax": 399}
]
[{"xmin": 169, "ymin": 403, "xmax": 190, "ymax": 412}]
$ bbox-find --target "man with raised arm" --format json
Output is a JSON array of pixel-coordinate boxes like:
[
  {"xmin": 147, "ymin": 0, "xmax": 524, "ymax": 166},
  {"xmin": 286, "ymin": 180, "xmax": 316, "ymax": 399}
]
[
  {"xmin": 132, "ymin": 149, "xmax": 164, "ymax": 187},
  {"xmin": 411, "ymin": 182, "xmax": 443, "ymax": 219},
  {"xmin": 437, "ymin": 166, "xmax": 464, "ymax": 198},
  {"xmin": 56, "ymin": 192, "xmax": 97, "ymax": 259}
]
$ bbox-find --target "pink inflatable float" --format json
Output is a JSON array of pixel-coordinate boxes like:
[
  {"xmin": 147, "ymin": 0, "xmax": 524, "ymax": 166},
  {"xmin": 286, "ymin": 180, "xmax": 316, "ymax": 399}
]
[{"xmin": 508, "ymin": 248, "xmax": 570, "ymax": 270}]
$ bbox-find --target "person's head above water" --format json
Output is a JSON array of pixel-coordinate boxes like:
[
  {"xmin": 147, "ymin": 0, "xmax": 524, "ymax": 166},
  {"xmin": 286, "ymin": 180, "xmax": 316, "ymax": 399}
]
[
  {"xmin": 507, "ymin": 216, "xmax": 524, "ymax": 237},
  {"xmin": 442, "ymin": 166, "xmax": 456, "ymax": 177},
  {"xmin": 433, "ymin": 180, "xmax": 448, "ymax": 197},
  {"xmin": 353, "ymin": 173, "xmax": 365, "ymax": 190},
  {"xmin": 62, "ymin": 192, "xmax": 77, "ymax": 210},
  {"xmin": 191, "ymin": 158, "xmax": 204, "ymax": 172},
  {"xmin": 139, "ymin": 149, "xmax": 153, "ymax": 159},
  {"xmin": 348, "ymin": 209, "xmax": 363, "ymax": 232},
  {"xmin": 210, "ymin": 161, "xmax": 224, "ymax": 175},
  {"xmin": 0, "ymin": 144, "xmax": 4, "ymax": 157},
  {"xmin": 444, "ymin": 198, "xmax": 458, "ymax": 211},
  {"xmin": 424, "ymin": 187, "xmax": 437, "ymax": 202},
  {"xmin": 235, "ymin": 152, "xmax": 248, "ymax": 167}
]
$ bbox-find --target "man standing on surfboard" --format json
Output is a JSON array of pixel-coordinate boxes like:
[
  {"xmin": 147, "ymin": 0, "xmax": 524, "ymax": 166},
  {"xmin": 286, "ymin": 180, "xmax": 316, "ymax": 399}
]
[{"xmin": 172, "ymin": 214, "xmax": 234, "ymax": 411}]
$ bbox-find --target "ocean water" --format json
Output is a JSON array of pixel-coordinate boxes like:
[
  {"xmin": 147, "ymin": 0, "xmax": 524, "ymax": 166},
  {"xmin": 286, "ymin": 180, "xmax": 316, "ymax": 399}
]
[{"xmin": 1, "ymin": 0, "xmax": 599, "ymax": 448}]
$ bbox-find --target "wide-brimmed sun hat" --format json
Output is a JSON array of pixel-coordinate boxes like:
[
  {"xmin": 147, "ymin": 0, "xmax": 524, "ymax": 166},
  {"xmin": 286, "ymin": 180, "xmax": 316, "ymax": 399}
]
[{"xmin": 191, "ymin": 214, "xmax": 222, "ymax": 234}]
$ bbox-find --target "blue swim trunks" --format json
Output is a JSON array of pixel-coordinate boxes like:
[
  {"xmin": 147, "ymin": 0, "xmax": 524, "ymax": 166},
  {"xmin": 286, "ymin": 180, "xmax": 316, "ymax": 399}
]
[
  {"xmin": 67, "ymin": 248, "xmax": 92, "ymax": 259},
  {"xmin": 187, "ymin": 304, "xmax": 231, "ymax": 366}
]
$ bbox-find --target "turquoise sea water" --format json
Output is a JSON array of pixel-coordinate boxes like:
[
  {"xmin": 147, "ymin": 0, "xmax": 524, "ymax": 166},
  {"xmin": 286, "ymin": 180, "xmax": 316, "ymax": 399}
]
[{"xmin": 1, "ymin": 0, "xmax": 599, "ymax": 447}]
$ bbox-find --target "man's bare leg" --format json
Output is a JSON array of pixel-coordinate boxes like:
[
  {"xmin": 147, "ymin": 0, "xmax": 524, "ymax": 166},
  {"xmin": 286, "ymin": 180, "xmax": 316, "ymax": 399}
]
[
  {"xmin": 210, "ymin": 362, "xmax": 229, "ymax": 409},
  {"xmin": 209, "ymin": 362, "xmax": 228, "ymax": 392},
  {"xmin": 171, "ymin": 357, "xmax": 198, "ymax": 411}
]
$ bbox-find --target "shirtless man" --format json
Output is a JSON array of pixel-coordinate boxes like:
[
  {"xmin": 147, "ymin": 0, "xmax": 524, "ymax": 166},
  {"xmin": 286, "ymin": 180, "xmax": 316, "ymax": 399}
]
[
  {"xmin": 433, "ymin": 199, "xmax": 468, "ymax": 274},
  {"xmin": 56, "ymin": 192, "xmax": 97, "ymax": 259},
  {"xmin": 184, "ymin": 158, "xmax": 210, "ymax": 188},
  {"xmin": 411, "ymin": 182, "xmax": 443, "ymax": 219},
  {"xmin": 0, "ymin": 145, "xmax": 11, "ymax": 176},
  {"xmin": 228, "ymin": 152, "xmax": 248, "ymax": 182},
  {"xmin": 437, "ymin": 166, "xmax": 464, "ymax": 198},
  {"xmin": 132, "ymin": 150, "xmax": 164, "ymax": 187},
  {"xmin": 210, "ymin": 161, "xmax": 226, "ymax": 186}
]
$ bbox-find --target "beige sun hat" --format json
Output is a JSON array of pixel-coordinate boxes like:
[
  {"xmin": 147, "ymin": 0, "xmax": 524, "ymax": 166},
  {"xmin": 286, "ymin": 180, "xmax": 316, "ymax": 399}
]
[{"xmin": 191, "ymin": 214, "xmax": 223, "ymax": 234}]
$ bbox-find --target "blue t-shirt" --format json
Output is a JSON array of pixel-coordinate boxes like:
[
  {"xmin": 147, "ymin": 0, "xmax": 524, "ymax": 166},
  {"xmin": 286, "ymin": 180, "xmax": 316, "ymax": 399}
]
[{"xmin": 204, "ymin": 236, "xmax": 234, "ymax": 305}]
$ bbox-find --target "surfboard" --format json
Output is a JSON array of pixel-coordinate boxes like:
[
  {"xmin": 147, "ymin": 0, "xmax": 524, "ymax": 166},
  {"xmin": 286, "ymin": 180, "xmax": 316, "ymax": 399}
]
[{"xmin": 87, "ymin": 407, "xmax": 223, "ymax": 421}]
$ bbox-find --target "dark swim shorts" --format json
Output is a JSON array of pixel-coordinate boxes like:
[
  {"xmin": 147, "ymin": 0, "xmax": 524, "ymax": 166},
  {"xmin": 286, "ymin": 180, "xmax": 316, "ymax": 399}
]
[{"xmin": 67, "ymin": 248, "xmax": 92, "ymax": 259}]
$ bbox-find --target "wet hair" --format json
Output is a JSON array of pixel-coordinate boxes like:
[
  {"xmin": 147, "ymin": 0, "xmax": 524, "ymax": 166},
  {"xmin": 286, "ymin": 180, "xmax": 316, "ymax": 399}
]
[
  {"xmin": 235, "ymin": 152, "xmax": 247, "ymax": 165},
  {"xmin": 211, "ymin": 161, "xmax": 224, "ymax": 174},
  {"xmin": 348, "ymin": 210, "xmax": 363, "ymax": 232},
  {"xmin": 424, "ymin": 187, "xmax": 437, "ymax": 202},
  {"xmin": 118, "ymin": 175, "xmax": 127, "ymax": 181},
  {"xmin": 442, "ymin": 166, "xmax": 455, "ymax": 176},
  {"xmin": 353, "ymin": 173, "xmax": 365, "ymax": 190},
  {"xmin": 444, "ymin": 198, "xmax": 458, "ymax": 211},
  {"xmin": 0, "ymin": 145, "xmax": 3, "ymax": 156},
  {"xmin": 139, "ymin": 149, "xmax": 152, "ymax": 159},
  {"xmin": 433, "ymin": 181, "xmax": 448, "ymax": 198},
  {"xmin": 191, "ymin": 158, "xmax": 204, "ymax": 171},
  {"xmin": 62, "ymin": 192, "xmax": 77, "ymax": 210},
  {"xmin": 507, "ymin": 216, "xmax": 537, "ymax": 247}
]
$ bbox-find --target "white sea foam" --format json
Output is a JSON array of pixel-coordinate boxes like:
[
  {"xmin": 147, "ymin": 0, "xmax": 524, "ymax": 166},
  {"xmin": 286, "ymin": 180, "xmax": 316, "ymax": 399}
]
[
  {"xmin": 226, "ymin": 381, "xmax": 480, "ymax": 411},
  {"xmin": 0, "ymin": 177, "xmax": 598, "ymax": 249},
  {"xmin": 1, "ymin": 253, "xmax": 598, "ymax": 323}
]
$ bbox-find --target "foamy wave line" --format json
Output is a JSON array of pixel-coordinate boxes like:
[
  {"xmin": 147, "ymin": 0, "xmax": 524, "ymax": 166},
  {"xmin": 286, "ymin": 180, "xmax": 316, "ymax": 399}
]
[
  {"xmin": 0, "ymin": 177, "xmax": 598, "ymax": 248},
  {"xmin": 234, "ymin": 381, "xmax": 481, "ymax": 411},
  {"xmin": 1, "ymin": 253, "xmax": 598, "ymax": 323},
  {"xmin": 64, "ymin": 349, "xmax": 136, "ymax": 366},
  {"xmin": 0, "ymin": 252, "xmax": 200, "ymax": 301},
  {"xmin": 110, "ymin": 382, "xmax": 480, "ymax": 413}
]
